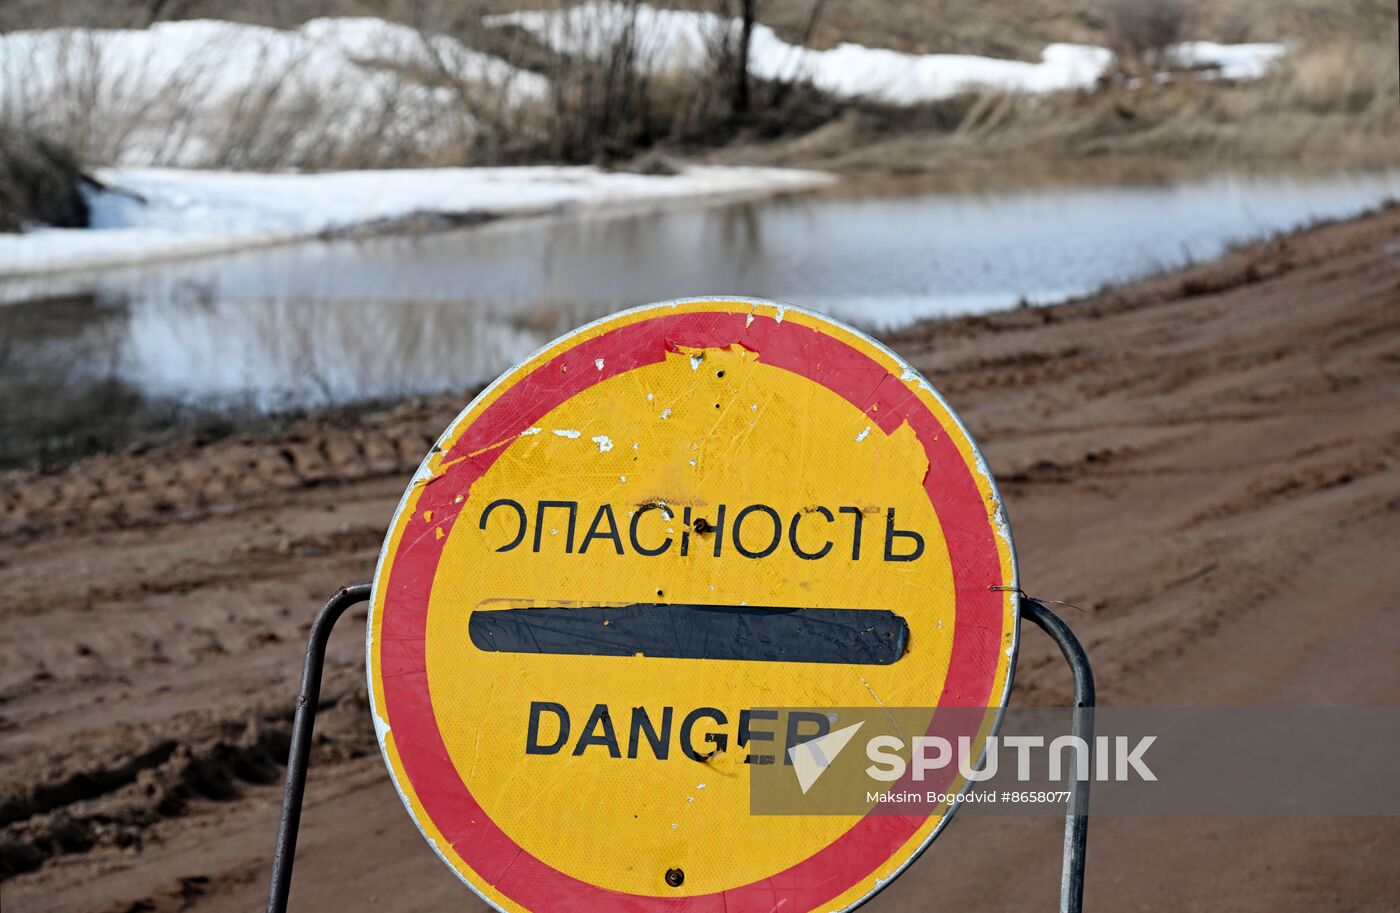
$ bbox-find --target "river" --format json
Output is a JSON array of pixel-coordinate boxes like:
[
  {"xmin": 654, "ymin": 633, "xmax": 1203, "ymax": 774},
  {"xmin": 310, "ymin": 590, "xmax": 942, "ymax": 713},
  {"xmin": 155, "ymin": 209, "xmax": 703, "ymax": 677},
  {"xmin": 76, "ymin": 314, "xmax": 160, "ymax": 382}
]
[{"xmin": 2, "ymin": 169, "xmax": 1397, "ymax": 466}]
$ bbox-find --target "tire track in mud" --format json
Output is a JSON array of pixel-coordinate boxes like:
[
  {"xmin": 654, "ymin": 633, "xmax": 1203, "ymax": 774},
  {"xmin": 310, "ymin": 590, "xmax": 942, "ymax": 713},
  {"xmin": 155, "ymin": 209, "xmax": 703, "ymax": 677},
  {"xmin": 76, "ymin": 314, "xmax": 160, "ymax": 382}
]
[
  {"xmin": 0, "ymin": 414, "xmax": 450, "ymax": 542},
  {"xmin": 1, "ymin": 680, "xmax": 376, "ymax": 881}
]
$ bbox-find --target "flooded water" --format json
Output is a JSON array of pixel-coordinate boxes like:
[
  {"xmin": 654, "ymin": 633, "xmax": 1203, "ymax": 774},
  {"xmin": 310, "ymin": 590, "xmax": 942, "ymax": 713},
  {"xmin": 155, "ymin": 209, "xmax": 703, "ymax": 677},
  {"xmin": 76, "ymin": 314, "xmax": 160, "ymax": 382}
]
[{"xmin": 3, "ymin": 169, "xmax": 1398, "ymax": 465}]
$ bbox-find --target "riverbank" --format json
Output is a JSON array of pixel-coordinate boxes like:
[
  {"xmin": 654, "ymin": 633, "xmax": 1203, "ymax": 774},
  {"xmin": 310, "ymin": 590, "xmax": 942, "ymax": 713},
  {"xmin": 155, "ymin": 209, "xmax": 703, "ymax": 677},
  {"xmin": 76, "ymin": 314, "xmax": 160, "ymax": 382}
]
[
  {"xmin": 0, "ymin": 164, "xmax": 832, "ymax": 277},
  {"xmin": 3, "ymin": 202, "xmax": 1399, "ymax": 910}
]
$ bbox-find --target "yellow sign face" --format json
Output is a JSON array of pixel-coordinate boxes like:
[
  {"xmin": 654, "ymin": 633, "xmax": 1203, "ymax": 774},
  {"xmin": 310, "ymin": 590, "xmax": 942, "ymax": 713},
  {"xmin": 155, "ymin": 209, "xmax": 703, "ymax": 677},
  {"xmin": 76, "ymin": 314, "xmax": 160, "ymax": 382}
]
[{"xmin": 368, "ymin": 299, "xmax": 1017, "ymax": 913}]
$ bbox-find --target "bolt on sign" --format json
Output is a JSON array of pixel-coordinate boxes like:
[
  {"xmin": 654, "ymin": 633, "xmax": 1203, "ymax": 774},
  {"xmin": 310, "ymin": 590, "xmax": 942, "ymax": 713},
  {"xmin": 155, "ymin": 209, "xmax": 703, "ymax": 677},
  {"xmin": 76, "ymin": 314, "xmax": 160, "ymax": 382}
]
[{"xmin": 368, "ymin": 298, "xmax": 1018, "ymax": 913}]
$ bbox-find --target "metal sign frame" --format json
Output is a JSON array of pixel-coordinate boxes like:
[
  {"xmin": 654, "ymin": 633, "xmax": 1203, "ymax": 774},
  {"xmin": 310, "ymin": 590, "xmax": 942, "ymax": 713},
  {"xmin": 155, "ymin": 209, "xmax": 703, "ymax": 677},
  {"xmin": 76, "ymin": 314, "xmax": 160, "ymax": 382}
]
[{"xmin": 264, "ymin": 586, "xmax": 1093, "ymax": 913}]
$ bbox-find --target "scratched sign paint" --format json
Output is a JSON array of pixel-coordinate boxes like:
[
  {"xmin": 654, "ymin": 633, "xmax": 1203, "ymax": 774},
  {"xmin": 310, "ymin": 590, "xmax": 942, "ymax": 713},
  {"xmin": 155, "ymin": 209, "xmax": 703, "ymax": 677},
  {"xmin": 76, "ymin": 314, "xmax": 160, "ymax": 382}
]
[{"xmin": 367, "ymin": 298, "xmax": 1018, "ymax": 913}]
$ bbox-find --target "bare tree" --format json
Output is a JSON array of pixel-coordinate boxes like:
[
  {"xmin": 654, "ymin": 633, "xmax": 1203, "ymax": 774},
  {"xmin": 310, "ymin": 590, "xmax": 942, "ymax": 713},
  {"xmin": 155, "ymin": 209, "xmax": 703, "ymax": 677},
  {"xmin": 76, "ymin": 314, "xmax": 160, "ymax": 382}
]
[
  {"xmin": 733, "ymin": 0, "xmax": 756, "ymax": 114},
  {"xmin": 1106, "ymin": 0, "xmax": 1190, "ymax": 73}
]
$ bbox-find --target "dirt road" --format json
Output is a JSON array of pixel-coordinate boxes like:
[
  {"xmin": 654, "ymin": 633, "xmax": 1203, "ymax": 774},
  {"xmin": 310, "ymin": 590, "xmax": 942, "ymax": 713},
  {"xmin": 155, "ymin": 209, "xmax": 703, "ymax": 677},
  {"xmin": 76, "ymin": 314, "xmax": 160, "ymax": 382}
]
[{"xmin": 3, "ymin": 206, "xmax": 1399, "ymax": 912}]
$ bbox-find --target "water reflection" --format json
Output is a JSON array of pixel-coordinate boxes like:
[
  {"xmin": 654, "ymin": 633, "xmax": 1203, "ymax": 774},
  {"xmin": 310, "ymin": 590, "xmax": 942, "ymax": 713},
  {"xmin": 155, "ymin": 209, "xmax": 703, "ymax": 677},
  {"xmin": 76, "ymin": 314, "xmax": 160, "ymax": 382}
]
[
  {"xmin": 118, "ymin": 296, "xmax": 553, "ymax": 411},
  {"xmin": 3, "ymin": 170, "xmax": 1398, "ymax": 432},
  {"xmin": 0, "ymin": 294, "xmax": 166, "ymax": 467}
]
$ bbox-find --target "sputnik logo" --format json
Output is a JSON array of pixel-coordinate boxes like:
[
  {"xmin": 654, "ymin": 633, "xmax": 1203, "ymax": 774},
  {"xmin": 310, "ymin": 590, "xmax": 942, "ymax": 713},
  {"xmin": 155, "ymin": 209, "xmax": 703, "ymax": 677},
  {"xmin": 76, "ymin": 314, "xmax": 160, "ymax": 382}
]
[{"xmin": 787, "ymin": 721, "xmax": 866, "ymax": 794}]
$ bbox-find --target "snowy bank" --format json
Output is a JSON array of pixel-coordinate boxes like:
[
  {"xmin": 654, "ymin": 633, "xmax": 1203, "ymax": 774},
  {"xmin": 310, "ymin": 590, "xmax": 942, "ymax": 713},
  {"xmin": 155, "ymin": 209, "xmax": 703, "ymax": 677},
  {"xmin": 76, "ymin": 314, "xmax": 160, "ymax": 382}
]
[
  {"xmin": 0, "ymin": 18, "xmax": 546, "ymax": 168},
  {"xmin": 0, "ymin": 165, "xmax": 832, "ymax": 278},
  {"xmin": 486, "ymin": 2, "xmax": 1286, "ymax": 104},
  {"xmin": 1, "ymin": 12, "xmax": 1288, "ymax": 170}
]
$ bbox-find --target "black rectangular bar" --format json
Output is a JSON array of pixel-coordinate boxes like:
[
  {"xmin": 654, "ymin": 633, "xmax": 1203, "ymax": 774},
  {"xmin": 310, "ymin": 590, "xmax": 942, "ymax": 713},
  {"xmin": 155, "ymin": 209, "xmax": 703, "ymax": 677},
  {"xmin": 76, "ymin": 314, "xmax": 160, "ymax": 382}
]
[{"xmin": 468, "ymin": 603, "xmax": 908, "ymax": 665}]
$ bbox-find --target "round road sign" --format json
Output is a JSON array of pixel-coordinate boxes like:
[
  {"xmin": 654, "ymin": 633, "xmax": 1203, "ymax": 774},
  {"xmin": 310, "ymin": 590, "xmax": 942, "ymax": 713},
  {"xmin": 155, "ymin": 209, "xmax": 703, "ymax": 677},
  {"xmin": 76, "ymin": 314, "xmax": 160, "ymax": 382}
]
[{"xmin": 368, "ymin": 298, "xmax": 1018, "ymax": 913}]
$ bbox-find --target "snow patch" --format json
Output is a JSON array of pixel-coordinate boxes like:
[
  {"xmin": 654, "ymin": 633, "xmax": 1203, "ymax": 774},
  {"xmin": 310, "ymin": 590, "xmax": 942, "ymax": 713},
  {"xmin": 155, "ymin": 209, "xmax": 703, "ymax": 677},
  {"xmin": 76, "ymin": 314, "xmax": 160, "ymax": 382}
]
[
  {"xmin": 488, "ymin": 2, "xmax": 1284, "ymax": 104},
  {"xmin": 1171, "ymin": 41, "xmax": 1286, "ymax": 80}
]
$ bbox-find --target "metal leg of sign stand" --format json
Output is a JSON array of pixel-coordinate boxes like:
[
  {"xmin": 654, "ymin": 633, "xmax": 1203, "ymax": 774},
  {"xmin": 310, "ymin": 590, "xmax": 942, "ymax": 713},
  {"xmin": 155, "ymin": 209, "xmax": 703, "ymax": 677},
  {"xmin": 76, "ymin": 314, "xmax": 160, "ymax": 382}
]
[
  {"xmin": 1020, "ymin": 596, "xmax": 1096, "ymax": 913},
  {"xmin": 266, "ymin": 582, "xmax": 372, "ymax": 913}
]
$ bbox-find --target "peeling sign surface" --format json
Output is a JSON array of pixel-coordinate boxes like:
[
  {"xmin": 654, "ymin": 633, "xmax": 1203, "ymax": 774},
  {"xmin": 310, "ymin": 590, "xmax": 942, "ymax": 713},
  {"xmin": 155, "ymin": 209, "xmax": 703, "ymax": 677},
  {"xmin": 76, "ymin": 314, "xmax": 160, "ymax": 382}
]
[{"xmin": 367, "ymin": 298, "xmax": 1018, "ymax": 913}]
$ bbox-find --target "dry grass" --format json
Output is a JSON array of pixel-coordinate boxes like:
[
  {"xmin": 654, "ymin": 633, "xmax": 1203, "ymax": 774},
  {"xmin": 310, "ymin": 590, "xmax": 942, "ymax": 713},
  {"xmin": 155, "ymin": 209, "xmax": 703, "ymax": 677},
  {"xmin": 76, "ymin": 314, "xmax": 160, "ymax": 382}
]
[
  {"xmin": 2, "ymin": 0, "xmax": 1395, "ymax": 56},
  {"xmin": 0, "ymin": 1, "xmax": 840, "ymax": 169},
  {"xmin": 0, "ymin": 24, "xmax": 470, "ymax": 170},
  {"xmin": 0, "ymin": 1, "xmax": 1394, "ymax": 178},
  {"xmin": 469, "ymin": 1, "xmax": 838, "ymax": 164},
  {"xmin": 665, "ymin": 0, "xmax": 1395, "ymax": 58},
  {"xmin": 1273, "ymin": 41, "xmax": 1395, "ymax": 115},
  {"xmin": 1105, "ymin": 0, "xmax": 1192, "ymax": 73},
  {"xmin": 0, "ymin": 131, "xmax": 93, "ymax": 231},
  {"xmin": 701, "ymin": 18, "xmax": 1398, "ymax": 181}
]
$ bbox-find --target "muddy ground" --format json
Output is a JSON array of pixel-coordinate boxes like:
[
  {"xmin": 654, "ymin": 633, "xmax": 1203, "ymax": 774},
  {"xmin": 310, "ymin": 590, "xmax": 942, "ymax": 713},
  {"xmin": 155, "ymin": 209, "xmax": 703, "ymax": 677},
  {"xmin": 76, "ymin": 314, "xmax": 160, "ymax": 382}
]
[{"xmin": 3, "ymin": 206, "xmax": 1399, "ymax": 911}]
